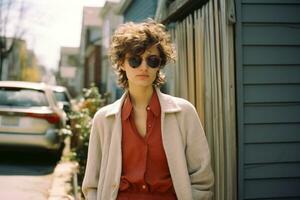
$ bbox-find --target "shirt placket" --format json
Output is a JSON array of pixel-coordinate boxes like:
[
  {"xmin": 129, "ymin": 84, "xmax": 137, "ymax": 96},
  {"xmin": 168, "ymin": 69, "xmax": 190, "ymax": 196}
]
[
  {"xmin": 140, "ymin": 106, "xmax": 155, "ymax": 192},
  {"xmin": 145, "ymin": 106, "xmax": 154, "ymax": 139}
]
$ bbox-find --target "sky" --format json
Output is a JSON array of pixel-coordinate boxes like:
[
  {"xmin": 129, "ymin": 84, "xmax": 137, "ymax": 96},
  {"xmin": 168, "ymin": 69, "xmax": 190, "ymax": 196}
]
[{"xmin": 2, "ymin": 0, "xmax": 106, "ymax": 71}]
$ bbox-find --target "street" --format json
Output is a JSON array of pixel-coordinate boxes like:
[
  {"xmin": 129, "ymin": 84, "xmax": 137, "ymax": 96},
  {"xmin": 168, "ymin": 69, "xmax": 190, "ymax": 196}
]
[{"xmin": 0, "ymin": 150, "xmax": 60, "ymax": 199}]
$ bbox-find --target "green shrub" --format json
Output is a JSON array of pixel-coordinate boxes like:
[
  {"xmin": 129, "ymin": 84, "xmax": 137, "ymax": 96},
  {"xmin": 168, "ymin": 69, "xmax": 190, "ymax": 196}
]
[{"xmin": 68, "ymin": 84, "xmax": 107, "ymax": 187}]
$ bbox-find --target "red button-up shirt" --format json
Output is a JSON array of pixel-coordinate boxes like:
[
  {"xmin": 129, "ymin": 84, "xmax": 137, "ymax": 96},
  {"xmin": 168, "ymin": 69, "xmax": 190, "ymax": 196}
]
[{"xmin": 117, "ymin": 90, "xmax": 177, "ymax": 200}]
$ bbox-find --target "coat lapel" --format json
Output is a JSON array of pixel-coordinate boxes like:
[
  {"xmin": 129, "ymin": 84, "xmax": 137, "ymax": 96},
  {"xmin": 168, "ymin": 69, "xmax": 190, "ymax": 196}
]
[
  {"xmin": 102, "ymin": 91, "xmax": 127, "ymax": 199},
  {"xmin": 156, "ymin": 88, "xmax": 193, "ymax": 199},
  {"xmin": 155, "ymin": 87, "xmax": 181, "ymax": 113},
  {"xmin": 108, "ymin": 111, "xmax": 122, "ymax": 199}
]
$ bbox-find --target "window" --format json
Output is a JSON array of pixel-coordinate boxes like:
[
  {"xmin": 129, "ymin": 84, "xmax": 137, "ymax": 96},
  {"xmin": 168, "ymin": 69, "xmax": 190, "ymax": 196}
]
[
  {"xmin": 0, "ymin": 88, "xmax": 48, "ymax": 107},
  {"xmin": 53, "ymin": 91, "xmax": 70, "ymax": 103}
]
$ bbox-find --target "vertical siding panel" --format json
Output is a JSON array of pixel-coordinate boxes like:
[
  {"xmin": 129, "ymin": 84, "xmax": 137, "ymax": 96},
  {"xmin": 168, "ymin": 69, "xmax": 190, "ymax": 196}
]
[
  {"xmin": 178, "ymin": 20, "xmax": 188, "ymax": 99},
  {"xmin": 194, "ymin": 9, "xmax": 206, "ymax": 124},
  {"xmin": 187, "ymin": 15, "xmax": 196, "ymax": 105},
  {"xmin": 215, "ymin": 3, "xmax": 225, "ymax": 200},
  {"xmin": 204, "ymin": 2, "xmax": 214, "ymax": 159},
  {"xmin": 173, "ymin": 28, "xmax": 181, "ymax": 97},
  {"xmin": 208, "ymin": 1, "xmax": 222, "ymax": 199}
]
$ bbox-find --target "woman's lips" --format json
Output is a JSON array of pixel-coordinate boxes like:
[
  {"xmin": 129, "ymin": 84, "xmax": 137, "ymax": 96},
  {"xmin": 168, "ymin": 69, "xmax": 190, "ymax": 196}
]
[{"xmin": 136, "ymin": 74, "xmax": 149, "ymax": 78}]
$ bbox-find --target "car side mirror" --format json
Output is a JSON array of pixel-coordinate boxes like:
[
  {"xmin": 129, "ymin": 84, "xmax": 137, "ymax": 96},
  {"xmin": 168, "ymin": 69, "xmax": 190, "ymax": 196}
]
[
  {"xmin": 58, "ymin": 102, "xmax": 71, "ymax": 113},
  {"xmin": 63, "ymin": 104, "xmax": 71, "ymax": 113}
]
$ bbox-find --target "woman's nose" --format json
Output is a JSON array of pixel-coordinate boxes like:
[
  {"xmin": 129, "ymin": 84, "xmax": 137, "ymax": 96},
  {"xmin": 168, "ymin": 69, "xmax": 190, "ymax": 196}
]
[{"xmin": 139, "ymin": 58, "xmax": 148, "ymax": 69}]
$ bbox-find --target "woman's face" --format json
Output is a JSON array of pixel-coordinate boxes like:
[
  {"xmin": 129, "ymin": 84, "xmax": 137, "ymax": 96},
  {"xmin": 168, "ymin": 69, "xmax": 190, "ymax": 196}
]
[{"xmin": 121, "ymin": 45, "xmax": 161, "ymax": 90}]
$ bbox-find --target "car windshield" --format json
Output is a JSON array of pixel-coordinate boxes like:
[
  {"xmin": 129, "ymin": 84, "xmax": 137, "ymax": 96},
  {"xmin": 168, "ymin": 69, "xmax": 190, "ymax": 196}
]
[
  {"xmin": 53, "ymin": 91, "xmax": 70, "ymax": 102},
  {"xmin": 0, "ymin": 87, "xmax": 49, "ymax": 107}
]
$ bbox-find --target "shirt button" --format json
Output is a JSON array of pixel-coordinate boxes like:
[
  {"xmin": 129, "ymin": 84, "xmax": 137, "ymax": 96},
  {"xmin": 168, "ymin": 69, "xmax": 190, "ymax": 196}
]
[
  {"xmin": 146, "ymin": 106, "xmax": 150, "ymax": 111},
  {"xmin": 142, "ymin": 185, "xmax": 146, "ymax": 189},
  {"xmin": 148, "ymin": 124, "xmax": 152, "ymax": 128}
]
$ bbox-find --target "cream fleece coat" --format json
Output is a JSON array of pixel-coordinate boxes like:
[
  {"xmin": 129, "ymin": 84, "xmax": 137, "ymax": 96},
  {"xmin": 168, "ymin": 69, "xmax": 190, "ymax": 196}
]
[{"xmin": 82, "ymin": 88, "xmax": 214, "ymax": 200}]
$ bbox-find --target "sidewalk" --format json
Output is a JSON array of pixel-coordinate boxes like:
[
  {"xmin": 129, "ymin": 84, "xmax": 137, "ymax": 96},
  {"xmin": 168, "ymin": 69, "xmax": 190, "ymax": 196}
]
[{"xmin": 48, "ymin": 137, "xmax": 81, "ymax": 200}]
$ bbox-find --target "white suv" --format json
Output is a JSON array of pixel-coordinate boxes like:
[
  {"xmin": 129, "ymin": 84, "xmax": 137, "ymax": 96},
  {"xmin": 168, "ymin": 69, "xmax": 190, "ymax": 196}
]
[
  {"xmin": 51, "ymin": 85, "xmax": 73, "ymax": 114},
  {"xmin": 0, "ymin": 81, "xmax": 67, "ymax": 152}
]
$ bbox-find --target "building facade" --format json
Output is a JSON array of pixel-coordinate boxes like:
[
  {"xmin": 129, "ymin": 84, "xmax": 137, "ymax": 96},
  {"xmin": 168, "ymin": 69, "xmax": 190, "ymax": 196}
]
[
  {"xmin": 100, "ymin": 0, "xmax": 123, "ymax": 102},
  {"xmin": 58, "ymin": 47, "xmax": 80, "ymax": 96},
  {"xmin": 235, "ymin": 0, "xmax": 300, "ymax": 199},
  {"xmin": 79, "ymin": 7, "xmax": 102, "ymax": 93}
]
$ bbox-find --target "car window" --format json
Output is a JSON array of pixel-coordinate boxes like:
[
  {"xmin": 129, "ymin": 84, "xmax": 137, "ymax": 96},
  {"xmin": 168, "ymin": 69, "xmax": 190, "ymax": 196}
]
[
  {"xmin": 53, "ymin": 91, "xmax": 70, "ymax": 102},
  {"xmin": 0, "ymin": 87, "xmax": 49, "ymax": 107}
]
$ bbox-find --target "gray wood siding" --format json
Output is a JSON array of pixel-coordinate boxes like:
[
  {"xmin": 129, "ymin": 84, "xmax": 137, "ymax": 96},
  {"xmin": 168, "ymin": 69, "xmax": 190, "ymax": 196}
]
[{"xmin": 235, "ymin": 0, "xmax": 300, "ymax": 199}]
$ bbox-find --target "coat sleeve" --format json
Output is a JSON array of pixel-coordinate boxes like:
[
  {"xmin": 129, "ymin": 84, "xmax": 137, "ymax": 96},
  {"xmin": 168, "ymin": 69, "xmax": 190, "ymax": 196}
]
[
  {"xmin": 183, "ymin": 102, "xmax": 214, "ymax": 200},
  {"xmin": 82, "ymin": 113, "xmax": 103, "ymax": 200}
]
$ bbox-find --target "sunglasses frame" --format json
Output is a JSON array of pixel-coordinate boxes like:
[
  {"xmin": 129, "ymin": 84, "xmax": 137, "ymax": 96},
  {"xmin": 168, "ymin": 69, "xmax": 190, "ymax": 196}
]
[{"xmin": 127, "ymin": 55, "xmax": 162, "ymax": 69}]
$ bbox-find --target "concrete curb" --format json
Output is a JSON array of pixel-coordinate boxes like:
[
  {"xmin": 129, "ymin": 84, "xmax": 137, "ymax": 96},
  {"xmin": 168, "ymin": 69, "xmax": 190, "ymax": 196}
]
[
  {"xmin": 48, "ymin": 136, "xmax": 81, "ymax": 200},
  {"xmin": 48, "ymin": 161, "xmax": 79, "ymax": 200}
]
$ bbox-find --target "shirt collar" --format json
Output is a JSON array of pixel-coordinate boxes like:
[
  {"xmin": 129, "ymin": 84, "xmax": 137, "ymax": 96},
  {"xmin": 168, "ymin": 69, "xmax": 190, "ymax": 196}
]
[
  {"xmin": 121, "ymin": 94, "xmax": 133, "ymax": 120},
  {"xmin": 148, "ymin": 89, "xmax": 161, "ymax": 117},
  {"xmin": 106, "ymin": 87, "xmax": 181, "ymax": 118},
  {"xmin": 121, "ymin": 89, "xmax": 161, "ymax": 121}
]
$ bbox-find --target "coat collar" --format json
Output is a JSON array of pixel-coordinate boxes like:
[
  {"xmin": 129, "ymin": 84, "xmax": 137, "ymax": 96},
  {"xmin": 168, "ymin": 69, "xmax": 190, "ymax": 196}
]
[{"xmin": 105, "ymin": 87, "xmax": 181, "ymax": 117}]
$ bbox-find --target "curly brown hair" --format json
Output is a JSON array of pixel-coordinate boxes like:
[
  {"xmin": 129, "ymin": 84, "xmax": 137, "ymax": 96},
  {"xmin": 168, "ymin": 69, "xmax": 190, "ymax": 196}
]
[{"xmin": 109, "ymin": 19, "xmax": 175, "ymax": 89}]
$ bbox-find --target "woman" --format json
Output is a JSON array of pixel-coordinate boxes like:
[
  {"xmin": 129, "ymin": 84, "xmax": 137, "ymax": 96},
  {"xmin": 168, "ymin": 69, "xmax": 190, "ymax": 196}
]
[{"xmin": 82, "ymin": 19, "xmax": 214, "ymax": 200}]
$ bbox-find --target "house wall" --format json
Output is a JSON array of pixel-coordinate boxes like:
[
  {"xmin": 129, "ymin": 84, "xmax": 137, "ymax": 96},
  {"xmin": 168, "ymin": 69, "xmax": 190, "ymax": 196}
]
[
  {"xmin": 235, "ymin": 0, "xmax": 300, "ymax": 199},
  {"xmin": 123, "ymin": 0, "xmax": 157, "ymax": 22},
  {"xmin": 101, "ymin": 3, "xmax": 123, "ymax": 102},
  {"xmin": 84, "ymin": 45, "xmax": 101, "ymax": 88}
]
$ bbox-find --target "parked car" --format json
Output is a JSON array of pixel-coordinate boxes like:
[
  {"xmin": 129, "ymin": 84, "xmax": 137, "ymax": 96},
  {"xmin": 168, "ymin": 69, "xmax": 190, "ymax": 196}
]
[
  {"xmin": 0, "ymin": 81, "xmax": 67, "ymax": 152},
  {"xmin": 50, "ymin": 85, "xmax": 73, "ymax": 123}
]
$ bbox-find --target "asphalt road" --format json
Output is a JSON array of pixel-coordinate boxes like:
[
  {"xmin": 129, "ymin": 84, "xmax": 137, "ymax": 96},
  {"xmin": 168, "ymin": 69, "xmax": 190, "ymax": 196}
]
[{"xmin": 0, "ymin": 149, "xmax": 60, "ymax": 200}]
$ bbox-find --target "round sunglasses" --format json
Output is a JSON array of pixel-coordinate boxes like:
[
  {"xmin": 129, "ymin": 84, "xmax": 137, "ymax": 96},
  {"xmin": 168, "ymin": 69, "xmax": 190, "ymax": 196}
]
[{"xmin": 127, "ymin": 55, "xmax": 162, "ymax": 68}]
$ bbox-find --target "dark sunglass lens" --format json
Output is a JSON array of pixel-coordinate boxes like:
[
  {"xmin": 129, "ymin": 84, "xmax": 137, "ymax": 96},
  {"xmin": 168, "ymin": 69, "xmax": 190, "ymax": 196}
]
[
  {"xmin": 128, "ymin": 56, "xmax": 142, "ymax": 68},
  {"xmin": 147, "ymin": 55, "xmax": 161, "ymax": 68}
]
